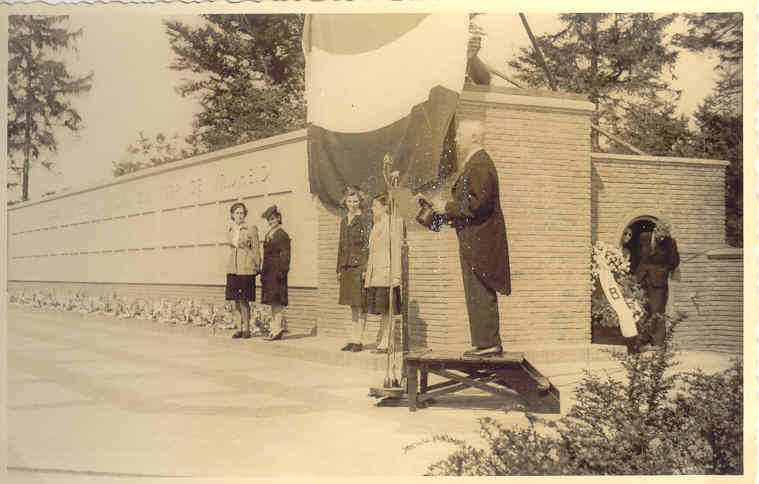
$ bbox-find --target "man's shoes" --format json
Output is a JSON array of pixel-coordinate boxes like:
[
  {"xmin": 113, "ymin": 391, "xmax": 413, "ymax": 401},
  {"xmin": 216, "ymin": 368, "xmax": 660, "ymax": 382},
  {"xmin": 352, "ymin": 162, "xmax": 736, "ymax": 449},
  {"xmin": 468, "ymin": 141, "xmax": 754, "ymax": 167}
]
[
  {"xmin": 241, "ymin": 330, "xmax": 252, "ymax": 339},
  {"xmin": 232, "ymin": 330, "xmax": 244, "ymax": 339},
  {"xmin": 463, "ymin": 345, "xmax": 503, "ymax": 357},
  {"xmin": 340, "ymin": 343, "xmax": 353, "ymax": 351},
  {"xmin": 638, "ymin": 344, "xmax": 656, "ymax": 353},
  {"xmin": 350, "ymin": 343, "xmax": 363, "ymax": 352},
  {"xmin": 372, "ymin": 347, "xmax": 388, "ymax": 354}
]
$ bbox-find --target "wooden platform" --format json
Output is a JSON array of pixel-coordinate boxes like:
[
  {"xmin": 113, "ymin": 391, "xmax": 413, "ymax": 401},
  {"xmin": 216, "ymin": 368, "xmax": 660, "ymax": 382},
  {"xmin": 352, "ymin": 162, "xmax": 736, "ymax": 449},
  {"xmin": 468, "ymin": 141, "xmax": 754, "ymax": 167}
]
[{"xmin": 404, "ymin": 349, "xmax": 560, "ymax": 413}]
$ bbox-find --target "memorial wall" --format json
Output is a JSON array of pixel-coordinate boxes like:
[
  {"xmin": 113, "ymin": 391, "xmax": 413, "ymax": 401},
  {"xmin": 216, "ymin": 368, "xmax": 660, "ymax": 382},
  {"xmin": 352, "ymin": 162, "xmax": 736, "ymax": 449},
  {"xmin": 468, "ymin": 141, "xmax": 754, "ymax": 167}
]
[
  {"xmin": 7, "ymin": 93, "xmax": 741, "ymax": 355},
  {"xmin": 8, "ymin": 130, "xmax": 317, "ymax": 289}
]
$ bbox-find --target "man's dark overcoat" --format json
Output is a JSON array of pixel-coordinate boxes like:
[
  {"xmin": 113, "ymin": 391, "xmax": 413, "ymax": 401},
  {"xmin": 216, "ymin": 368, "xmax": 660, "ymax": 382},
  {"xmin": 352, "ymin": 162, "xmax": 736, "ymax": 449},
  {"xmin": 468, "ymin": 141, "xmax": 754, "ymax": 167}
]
[
  {"xmin": 634, "ymin": 231, "xmax": 680, "ymax": 315},
  {"xmin": 444, "ymin": 149, "xmax": 511, "ymax": 295}
]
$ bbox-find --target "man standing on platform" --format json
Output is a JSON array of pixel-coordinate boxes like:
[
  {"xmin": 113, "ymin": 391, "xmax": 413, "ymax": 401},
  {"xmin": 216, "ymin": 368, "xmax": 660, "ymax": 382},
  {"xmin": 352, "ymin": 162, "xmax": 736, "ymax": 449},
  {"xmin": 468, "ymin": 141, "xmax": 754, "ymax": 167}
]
[{"xmin": 432, "ymin": 120, "xmax": 511, "ymax": 357}]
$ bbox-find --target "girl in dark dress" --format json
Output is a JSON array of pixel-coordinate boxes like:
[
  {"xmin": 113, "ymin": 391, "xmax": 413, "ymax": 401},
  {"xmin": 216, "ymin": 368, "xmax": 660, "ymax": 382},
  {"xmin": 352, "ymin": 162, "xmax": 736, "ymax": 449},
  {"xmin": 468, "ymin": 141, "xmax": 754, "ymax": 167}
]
[
  {"xmin": 336, "ymin": 186, "xmax": 372, "ymax": 352},
  {"xmin": 225, "ymin": 202, "xmax": 261, "ymax": 339},
  {"xmin": 260, "ymin": 205, "xmax": 290, "ymax": 341}
]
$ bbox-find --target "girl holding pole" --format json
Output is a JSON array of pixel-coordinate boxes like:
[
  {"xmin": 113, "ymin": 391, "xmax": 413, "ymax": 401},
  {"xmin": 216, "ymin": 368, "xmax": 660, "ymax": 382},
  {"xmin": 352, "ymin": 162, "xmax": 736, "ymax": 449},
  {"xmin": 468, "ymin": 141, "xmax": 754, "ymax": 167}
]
[{"xmin": 364, "ymin": 192, "xmax": 404, "ymax": 354}]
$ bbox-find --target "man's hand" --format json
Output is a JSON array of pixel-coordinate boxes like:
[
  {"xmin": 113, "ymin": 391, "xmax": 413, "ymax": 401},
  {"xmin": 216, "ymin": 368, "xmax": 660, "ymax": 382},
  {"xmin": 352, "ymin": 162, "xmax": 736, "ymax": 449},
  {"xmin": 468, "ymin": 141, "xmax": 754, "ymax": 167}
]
[{"xmin": 431, "ymin": 195, "xmax": 447, "ymax": 214}]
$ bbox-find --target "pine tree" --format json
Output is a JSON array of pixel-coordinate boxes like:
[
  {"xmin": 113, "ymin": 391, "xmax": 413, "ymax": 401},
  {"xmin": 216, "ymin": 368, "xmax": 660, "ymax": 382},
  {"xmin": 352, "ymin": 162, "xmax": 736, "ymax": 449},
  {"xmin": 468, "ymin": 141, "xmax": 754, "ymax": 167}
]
[
  {"xmin": 612, "ymin": 97, "xmax": 693, "ymax": 157},
  {"xmin": 111, "ymin": 131, "xmax": 196, "ymax": 177},
  {"xmin": 675, "ymin": 13, "xmax": 742, "ymax": 113},
  {"xmin": 509, "ymin": 14, "xmax": 679, "ymax": 150},
  {"xmin": 675, "ymin": 13, "xmax": 742, "ymax": 246},
  {"xmin": 164, "ymin": 14, "xmax": 305, "ymax": 153},
  {"xmin": 7, "ymin": 15, "xmax": 93, "ymax": 201}
]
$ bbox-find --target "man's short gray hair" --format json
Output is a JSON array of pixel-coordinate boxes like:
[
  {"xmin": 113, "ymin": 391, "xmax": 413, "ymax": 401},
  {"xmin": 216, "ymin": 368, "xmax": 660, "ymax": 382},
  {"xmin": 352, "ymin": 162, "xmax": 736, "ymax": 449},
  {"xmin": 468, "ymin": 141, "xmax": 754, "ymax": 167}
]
[{"xmin": 457, "ymin": 119, "xmax": 485, "ymax": 145}]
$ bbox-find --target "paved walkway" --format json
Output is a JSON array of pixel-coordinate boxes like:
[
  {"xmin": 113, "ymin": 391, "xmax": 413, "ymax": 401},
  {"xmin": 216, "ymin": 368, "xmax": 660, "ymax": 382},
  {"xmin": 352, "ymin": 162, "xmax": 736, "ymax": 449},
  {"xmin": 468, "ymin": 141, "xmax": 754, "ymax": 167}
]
[{"xmin": 6, "ymin": 306, "xmax": 737, "ymax": 481}]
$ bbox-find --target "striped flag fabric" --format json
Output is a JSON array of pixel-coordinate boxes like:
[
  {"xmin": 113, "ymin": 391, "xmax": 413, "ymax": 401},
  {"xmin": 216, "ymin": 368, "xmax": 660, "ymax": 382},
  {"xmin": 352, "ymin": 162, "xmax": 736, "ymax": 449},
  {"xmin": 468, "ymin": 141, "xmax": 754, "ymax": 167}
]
[{"xmin": 303, "ymin": 13, "xmax": 469, "ymax": 207}]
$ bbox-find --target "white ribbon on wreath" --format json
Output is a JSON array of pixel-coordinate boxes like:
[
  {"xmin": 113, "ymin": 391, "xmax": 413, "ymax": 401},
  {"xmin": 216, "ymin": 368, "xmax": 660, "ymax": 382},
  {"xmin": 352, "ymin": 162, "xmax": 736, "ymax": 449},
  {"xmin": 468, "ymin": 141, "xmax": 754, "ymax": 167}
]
[{"xmin": 594, "ymin": 251, "xmax": 638, "ymax": 338}]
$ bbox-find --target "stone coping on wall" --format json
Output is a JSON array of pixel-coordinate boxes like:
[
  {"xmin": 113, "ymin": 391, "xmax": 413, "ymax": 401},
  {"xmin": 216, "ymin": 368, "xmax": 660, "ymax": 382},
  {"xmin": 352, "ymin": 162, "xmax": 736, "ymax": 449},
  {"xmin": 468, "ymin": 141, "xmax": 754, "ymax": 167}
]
[
  {"xmin": 464, "ymin": 83, "xmax": 590, "ymax": 102},
  {"xmin": 592, "ymin": 152, "xmax": 730, "ymax": 167},
  {"xmin": 9, "ymin": 129, "xmax": 309, "ymax": 211},
  {"xmin": 461, "ymin": 85, "xmax": 595, "ymax": 114}
]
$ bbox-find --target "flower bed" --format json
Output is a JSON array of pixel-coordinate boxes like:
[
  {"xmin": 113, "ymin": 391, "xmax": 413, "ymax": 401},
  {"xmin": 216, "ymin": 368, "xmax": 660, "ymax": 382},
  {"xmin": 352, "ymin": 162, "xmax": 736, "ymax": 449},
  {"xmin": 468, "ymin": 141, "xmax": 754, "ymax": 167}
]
[{"xmin": 8, "ymin": 289, "xmax": 272, "ymax": 334}]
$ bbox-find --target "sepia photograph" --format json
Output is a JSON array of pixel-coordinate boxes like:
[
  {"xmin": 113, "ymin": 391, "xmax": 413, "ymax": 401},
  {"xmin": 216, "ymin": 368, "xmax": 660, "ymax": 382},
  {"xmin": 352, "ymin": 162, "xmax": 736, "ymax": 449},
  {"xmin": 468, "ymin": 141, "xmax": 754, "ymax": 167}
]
[{"xmin": 1, "ymin": 3, "xmax": 752, "ymax": 482}]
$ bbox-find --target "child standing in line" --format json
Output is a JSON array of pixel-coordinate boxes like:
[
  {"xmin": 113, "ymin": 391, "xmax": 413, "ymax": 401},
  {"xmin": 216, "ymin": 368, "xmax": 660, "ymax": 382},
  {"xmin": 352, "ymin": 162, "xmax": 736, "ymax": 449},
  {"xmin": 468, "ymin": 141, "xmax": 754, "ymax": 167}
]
[
  {"xmin": 364, "ymin": 193, "xmax": 404, "ymax": 353},
  {"xmin": 261, "ymin": 205, "xmax": 291, "ymax": 341},
  {"xmin": 226, "ymin": 202, "xmax": 261, "ymax": 339}
]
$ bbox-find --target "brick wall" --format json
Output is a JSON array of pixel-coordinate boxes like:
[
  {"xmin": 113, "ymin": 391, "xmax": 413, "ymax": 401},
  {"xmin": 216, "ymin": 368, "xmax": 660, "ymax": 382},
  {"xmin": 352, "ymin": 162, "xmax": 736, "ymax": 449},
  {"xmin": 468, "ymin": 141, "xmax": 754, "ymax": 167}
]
[
  {"xmin": 591, "ymin": 154, "xmax": 741, "ymax": 353},
  {"xmin": 7, "ymin": 281, "xmax": 318, "ymax": 334},
  {"xmin": 316, "ymin": 86, "xmax": 595, "ymax": 351},
  {"xmin": 667, "ymin": 250, "xmax": 743, "ymax": 354}
]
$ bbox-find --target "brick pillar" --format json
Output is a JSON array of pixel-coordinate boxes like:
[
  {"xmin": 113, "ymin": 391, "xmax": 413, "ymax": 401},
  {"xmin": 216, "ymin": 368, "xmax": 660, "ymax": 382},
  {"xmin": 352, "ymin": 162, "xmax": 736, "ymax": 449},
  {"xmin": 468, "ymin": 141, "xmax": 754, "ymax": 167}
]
[
  {"xmin": 316, "ymin": 86, "xmax": 594, "ymax": 355},
  {"xmin": 405, "ymin": 87, "xmax": 594, "ymax": 351}
]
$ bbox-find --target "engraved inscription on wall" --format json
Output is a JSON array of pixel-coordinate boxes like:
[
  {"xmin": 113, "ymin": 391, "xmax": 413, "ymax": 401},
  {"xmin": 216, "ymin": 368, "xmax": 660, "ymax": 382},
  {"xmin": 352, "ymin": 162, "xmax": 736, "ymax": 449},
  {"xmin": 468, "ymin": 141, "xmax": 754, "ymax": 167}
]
[{"xmin": 8, "ymin": 137, "xmax": 317, "ymax": 287}]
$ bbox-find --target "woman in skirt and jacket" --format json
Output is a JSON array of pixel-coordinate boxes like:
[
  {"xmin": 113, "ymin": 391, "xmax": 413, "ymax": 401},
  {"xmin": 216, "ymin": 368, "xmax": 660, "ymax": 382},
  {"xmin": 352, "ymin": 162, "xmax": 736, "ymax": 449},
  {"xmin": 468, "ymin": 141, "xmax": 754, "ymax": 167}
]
[
  {"xmin": 365, "ymin": 193, "xmax": 404, "ymax": 353},
  {"xmin": 226, "ymin": 202, "xmax": 261, "ymax": 339},
  {"xmin": 261, "ymin": 205, "xmax": 291, "ymax": 341},
  {"xmin": 336, "ymin": 186, "xmax": 372, "ymax": 352}
]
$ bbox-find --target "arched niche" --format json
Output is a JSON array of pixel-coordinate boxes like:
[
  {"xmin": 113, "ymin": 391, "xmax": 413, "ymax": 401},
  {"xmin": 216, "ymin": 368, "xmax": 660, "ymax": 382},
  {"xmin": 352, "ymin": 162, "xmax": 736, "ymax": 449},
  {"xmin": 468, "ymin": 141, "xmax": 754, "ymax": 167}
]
[{"xmin": 615, "ymin": 210, "xmax": 665, "ymax": 274}]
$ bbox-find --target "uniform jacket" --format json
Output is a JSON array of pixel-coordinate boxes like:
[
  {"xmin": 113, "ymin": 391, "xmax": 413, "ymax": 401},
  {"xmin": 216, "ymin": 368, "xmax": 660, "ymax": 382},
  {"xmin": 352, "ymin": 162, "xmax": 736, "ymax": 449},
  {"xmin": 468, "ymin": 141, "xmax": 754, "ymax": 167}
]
[
  {"xmin": 443, "ymin": 148, "xmax": 511, "ymax": 295},
  {"xmin": 364, "ymin": 213, "xmax": 404, "ymax": 288},
  {"xmin": 336, "ymin": 211, "xmax": 372, "ymax": 272},
  {"xmin": 226, "ymin": 223, "xmax": 261, "ymax": 276},
  {"xmin": 635, "ymin": 232, "xmax": 680, "ymax": 289},
  {"xmin": 261, "ymin": 226, "xmax": 291, "ymax": 306}
]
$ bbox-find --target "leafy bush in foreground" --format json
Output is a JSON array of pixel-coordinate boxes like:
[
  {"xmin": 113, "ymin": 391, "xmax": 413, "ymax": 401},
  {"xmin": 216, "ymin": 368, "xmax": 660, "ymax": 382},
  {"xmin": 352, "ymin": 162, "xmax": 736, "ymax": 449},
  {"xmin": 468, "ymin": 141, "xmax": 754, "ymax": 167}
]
[{"xmin": 410, "ymin": 317, "xmax": 743, "ymax": 475}]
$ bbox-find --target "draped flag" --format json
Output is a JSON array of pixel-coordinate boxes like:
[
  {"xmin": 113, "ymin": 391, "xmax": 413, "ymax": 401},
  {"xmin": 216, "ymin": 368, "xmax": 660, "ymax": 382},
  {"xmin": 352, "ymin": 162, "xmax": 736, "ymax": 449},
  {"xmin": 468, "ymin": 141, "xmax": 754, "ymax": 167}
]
[
  {"xmin": 303, "ymin": 13, "xmax": 470, "ymax": 207},
  {"xmin": 595, "ymin": 253, "xmax": 638, "ymax": 338}
]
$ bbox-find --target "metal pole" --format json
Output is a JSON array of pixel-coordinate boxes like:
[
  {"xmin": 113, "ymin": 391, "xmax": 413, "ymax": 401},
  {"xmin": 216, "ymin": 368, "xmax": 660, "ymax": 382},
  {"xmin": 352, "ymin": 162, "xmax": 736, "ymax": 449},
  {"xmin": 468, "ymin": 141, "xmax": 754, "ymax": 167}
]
[
  {"xmin": 483, "ymin": 44, "xmax": 649, "ymax": 156},
  {"xmin": 519, "ymin": 13, "xmax": 558, "ymax": 92},
  {"xmin": 480, "ymin": 61, "xmax": 524, "ymax": 88},
  {"xmin": 382, "ymin": 157, "xmax": 401, "ymax": 389}
]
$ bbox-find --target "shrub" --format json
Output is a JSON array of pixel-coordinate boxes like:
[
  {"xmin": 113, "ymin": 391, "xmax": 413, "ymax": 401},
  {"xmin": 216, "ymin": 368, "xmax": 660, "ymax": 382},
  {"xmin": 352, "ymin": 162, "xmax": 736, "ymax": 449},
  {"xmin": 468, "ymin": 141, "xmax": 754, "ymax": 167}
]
[
  {"xmin": 413, "ymin": 316, "xmax": 743, "ymax": 475},
  {"xmin": 674, "ymin": 359, "xmax": 743, "ymax": 474}
]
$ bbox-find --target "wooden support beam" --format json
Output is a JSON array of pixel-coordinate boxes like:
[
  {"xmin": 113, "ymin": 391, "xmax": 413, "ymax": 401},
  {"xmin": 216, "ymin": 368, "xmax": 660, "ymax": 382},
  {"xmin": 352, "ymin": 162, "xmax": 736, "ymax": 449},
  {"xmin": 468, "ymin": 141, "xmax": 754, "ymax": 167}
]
[
  {"xmin": 433, "ymin": 369, "xmax": 517, "ymax": 399},
  {"xmin": 590, "ymin": 123, "xmax": 649, "ymax": 156},
  {"xmin": 418, "ymin": 382, "xmax": 469, "ymax": 403}
]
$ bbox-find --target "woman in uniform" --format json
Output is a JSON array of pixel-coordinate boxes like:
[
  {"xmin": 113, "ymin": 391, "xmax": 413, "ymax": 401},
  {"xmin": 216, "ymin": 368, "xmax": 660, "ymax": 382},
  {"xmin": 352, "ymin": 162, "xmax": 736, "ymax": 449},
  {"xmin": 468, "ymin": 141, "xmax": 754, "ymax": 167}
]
[{"xmin": 261, "ymin": 205, "xmax": 290, "ymax": 341}]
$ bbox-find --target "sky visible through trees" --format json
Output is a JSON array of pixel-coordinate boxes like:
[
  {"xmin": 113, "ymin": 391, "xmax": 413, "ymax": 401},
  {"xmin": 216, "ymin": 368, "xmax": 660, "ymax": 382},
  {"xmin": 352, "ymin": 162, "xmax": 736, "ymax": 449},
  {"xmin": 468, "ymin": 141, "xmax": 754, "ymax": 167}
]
[{"xmin": 10, "ymin": 12, "xmax": 742, "ymax": 246}]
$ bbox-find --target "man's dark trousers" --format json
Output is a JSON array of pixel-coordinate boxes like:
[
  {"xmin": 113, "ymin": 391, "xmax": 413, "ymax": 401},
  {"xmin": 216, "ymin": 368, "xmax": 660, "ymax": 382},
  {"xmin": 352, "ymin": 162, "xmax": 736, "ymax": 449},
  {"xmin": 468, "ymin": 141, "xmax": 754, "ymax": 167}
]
[{"xmin": 460, "ymin": 253, "xmax": 501, "ymax": 348}]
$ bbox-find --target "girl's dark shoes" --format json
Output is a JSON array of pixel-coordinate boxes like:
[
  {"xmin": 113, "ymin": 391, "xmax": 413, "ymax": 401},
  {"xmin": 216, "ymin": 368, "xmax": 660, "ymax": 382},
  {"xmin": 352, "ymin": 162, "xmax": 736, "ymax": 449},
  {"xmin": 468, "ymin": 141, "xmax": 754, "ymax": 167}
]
[
  {"xmin": 232, "ymin": 330, "xmax": 244, "ymax": 339},
  {"xmin": 350, "ymin": 343, "xmax": 363, "ymax": 352},
  {"xmin": 340, "ymin": 343, "xmax": 353, "ymax": 351}
]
